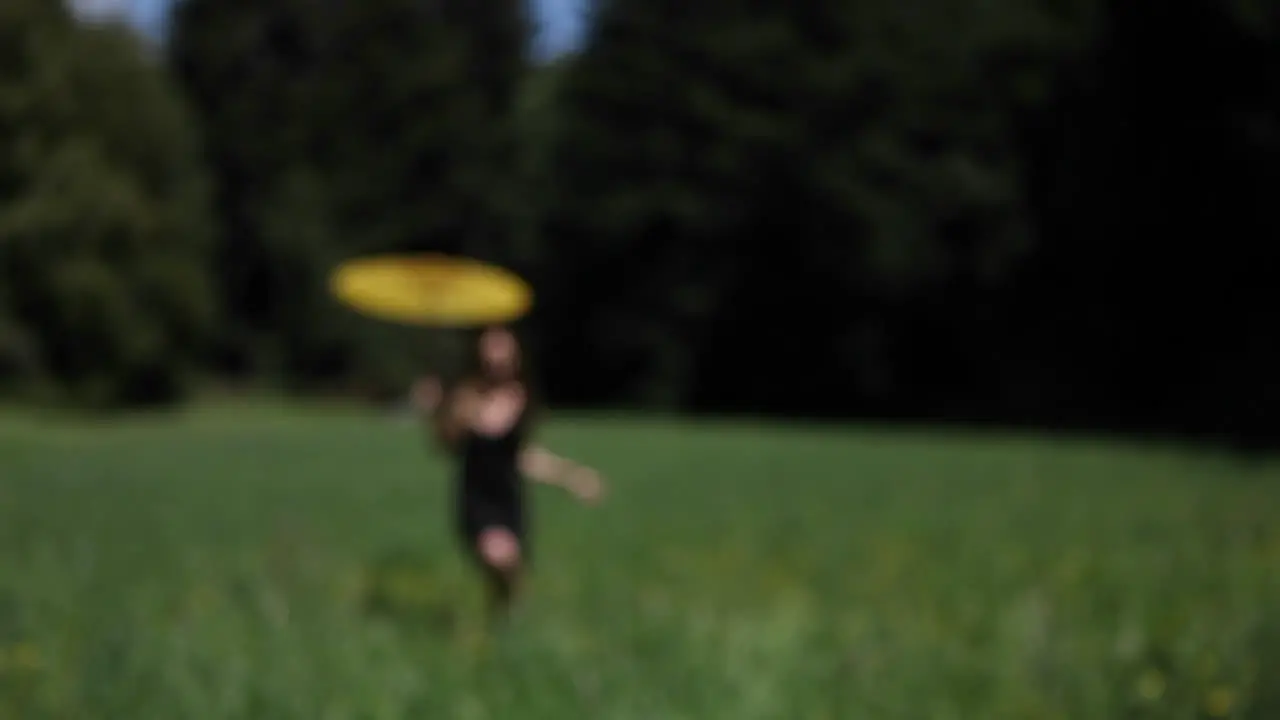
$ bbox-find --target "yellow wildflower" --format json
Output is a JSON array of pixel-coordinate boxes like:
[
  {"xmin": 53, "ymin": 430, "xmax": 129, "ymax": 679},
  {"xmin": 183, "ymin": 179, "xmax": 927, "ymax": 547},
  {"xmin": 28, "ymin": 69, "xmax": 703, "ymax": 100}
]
[
  {"xmin": 1204, "ymin": 686, "xmax": 1236, "ymax": 718},
  {"xmin": 6, "ymin": 643, "xmax": 41, "ymax": 672},
  {"xmin": 1137, "ymin": 670, "xmax": 1165, "ymax": 702}
]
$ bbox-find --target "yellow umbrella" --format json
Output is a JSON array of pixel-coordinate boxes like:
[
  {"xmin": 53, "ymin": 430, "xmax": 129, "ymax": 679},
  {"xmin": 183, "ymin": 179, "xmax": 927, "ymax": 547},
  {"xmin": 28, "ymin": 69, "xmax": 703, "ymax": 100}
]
[{"xmin": 330, "ymin": 254, "xmax": 533, "ymax": 327}]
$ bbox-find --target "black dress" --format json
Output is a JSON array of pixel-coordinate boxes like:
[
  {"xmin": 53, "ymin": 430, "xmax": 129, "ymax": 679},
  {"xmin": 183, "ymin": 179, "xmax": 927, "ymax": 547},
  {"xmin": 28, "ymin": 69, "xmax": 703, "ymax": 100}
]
[{"xmin": 454, "ymin": 410, "xmax": 529, "ymax": 563}]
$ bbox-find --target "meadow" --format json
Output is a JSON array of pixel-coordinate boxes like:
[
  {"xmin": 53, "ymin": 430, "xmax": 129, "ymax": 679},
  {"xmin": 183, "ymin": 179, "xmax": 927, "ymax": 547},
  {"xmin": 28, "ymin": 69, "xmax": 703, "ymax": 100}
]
[{"xmin": 0, "ymin": 404, "xmax": 1277, "ymax": 719}]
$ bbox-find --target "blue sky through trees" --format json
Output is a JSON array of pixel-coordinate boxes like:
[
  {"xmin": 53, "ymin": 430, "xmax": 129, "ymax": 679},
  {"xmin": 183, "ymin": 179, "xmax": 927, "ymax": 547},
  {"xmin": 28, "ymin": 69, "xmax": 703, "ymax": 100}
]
[{"xmin": 73, "ymin": 0, "xmax": 587, "ymax": 57}]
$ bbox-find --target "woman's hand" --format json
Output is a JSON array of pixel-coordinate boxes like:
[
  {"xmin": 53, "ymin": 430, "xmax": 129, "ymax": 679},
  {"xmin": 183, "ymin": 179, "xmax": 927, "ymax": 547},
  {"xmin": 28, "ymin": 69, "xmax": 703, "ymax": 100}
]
[
  {"xmin": 567, "ymin": 466, "xmax": 605, "ymax": 505},
  {"xmin": 411, "ymin": 376, "xmax": 443, "ymax": 414},
  {"xmin": 520, "ymin": 446, "xmax": 605, "ymax": 504}
]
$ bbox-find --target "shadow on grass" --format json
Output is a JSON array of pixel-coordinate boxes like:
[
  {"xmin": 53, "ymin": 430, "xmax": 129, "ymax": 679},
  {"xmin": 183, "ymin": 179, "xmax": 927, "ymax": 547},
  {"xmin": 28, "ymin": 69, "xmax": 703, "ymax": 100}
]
[{"xmin": 360, "ymin": 547, "xmax": 462, "ymax": 634}]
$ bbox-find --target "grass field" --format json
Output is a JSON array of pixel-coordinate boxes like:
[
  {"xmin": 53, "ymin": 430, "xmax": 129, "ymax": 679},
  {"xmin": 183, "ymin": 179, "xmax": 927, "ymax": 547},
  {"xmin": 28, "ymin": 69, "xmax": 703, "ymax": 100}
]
[{"xmin": 1, "ymin": 405, "xmax": 1278, "ymax": 719}]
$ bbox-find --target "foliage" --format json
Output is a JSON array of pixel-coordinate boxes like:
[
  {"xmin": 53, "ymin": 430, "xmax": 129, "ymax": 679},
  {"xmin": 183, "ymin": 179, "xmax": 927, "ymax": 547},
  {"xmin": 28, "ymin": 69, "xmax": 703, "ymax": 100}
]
[
  {"xmin": 167, "ymin": 0, "xmax": 531, "ymax": 394},
  {"xmin": 1003, "ymin": 0, "xmax": 1280, "ymax": 441},
  {"xmin": 536, "ymin": 0, "xmax": 1277, "ymax": 445},
  {"xmin": 0, "ymin": 0, "xmax": 216, "ymax": 408},
  {"xmin": 0, "ymin": 0, "xmax": 1275, "ymax": 447},
  {"xmin": 1, "ymin": 409, "xmax": 1278, "ymax": 717},
  {"xmin": 544, "ymin": 0, "xmax": 1082, "ymax": 409}
]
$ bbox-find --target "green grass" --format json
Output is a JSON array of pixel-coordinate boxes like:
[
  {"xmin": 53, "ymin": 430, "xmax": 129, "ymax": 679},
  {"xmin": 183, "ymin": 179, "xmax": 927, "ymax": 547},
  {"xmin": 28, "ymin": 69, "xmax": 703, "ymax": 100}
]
[{"xmin": 1, "ymin": 405, "xmax": 1278, "ymax": 719}]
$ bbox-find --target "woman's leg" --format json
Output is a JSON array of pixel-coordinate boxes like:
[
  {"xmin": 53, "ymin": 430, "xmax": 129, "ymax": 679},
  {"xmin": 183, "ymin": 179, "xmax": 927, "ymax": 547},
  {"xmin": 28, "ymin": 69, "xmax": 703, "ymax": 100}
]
[{"xmin": 476, "ymin": 526, "xmax": 522, "ymax": 620}]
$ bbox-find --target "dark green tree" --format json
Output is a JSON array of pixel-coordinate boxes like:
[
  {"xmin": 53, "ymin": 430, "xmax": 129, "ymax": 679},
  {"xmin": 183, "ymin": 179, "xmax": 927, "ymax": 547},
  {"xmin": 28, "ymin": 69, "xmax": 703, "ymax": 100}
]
[
  {"xmin": 0, "ymin": 0, "xmax": 217, "ymax": 408},
  {"xmin": 1007, "ymin": 0, "xmax": 1280, "ymax": 444},
  {"xmin": 169, "ymin": 0, "xmax": 341, "ymax": 382},
  {"xmin": 543, "ymin": 0, "xmax": 1083, "ymax": 412},
  {"xmin": 169, "ymin": 0, "xmax": 532, "ymax": 394}
]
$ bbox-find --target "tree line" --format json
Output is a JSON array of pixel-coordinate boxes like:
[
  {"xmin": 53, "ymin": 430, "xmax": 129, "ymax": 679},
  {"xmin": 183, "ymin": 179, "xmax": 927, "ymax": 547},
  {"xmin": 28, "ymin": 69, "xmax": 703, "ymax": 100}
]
[{"xmin": 0, "ymin": 0, "xmax": 1276, "ymax": 449}]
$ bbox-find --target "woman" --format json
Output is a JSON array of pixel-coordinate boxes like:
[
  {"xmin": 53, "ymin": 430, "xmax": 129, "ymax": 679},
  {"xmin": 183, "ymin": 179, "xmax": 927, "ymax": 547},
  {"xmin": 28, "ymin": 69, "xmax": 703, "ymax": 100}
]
[{"xmin": 412, "ymin": 326, "xmax": 603, "ymax": 621}]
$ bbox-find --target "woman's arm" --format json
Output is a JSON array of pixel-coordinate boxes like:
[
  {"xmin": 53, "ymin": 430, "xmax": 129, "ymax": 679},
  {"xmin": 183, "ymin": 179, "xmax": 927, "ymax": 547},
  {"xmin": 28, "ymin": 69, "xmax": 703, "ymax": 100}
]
[
  {"xmin": 411, "ymin": 377, "xmax": 443, "ymax": 416},
  {"xmin": 411, "ymin": 376, "xmax": 467, "ymax": 450},
  {"xmin": 519, "ymin": 445, "xmax": 604, "ymax": 504},
  {"xmin": 436, "ymin": 385, "xmax": 476, "ymax": 449}
]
